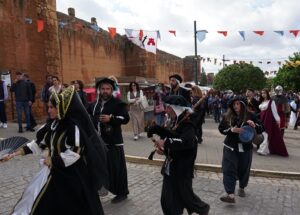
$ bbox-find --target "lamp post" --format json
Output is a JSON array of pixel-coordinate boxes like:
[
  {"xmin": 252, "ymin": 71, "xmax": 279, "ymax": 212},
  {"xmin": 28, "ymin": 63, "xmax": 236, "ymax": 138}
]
[{"xmin": 194, "ymin": 20, "xmax": 198, "ymax": 85}]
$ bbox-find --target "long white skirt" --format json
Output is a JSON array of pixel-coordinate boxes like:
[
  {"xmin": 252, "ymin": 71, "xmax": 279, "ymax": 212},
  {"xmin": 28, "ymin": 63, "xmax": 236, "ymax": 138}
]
[{"xmin": 257, "ymin": 132, "xmax": 270, "ymax": 155}]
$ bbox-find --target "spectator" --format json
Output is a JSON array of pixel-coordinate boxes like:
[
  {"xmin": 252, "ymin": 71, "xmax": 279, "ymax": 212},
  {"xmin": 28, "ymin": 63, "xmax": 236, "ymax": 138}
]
[
  {"xmin": 73, "ymin": 80, "xmax": 88, "ymax": 108},
  {"xmin": 10, "ymin": 71, "xmax": 33, "ymax": 133},
  {"xmin": 40, "ymin": 74, "xmax": 53, "ymax": 114},
  {"xmin": 153, "ymin": 83, "xmax": 167, "ymax": 126},
  {"xmin": 48, "ymin": 76, "xmax": 62, "ymax": 94},
  {"xmin": 127, "ymin": 82, "xmax": 144, "ymax": 140},
  {"xmin": 24, "ymin": 73, "xmax": 37, "ymax": 129},
  {"xmin": 0, "ymin": 78, "xmax": 8, "ymax": 128}
]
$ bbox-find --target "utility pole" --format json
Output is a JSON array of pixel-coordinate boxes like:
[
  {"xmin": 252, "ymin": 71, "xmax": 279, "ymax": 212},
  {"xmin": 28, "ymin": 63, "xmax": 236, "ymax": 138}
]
[
  {"xmin": 222, "ymin": 54, "xmax": 230, "ymax": 68},
  {"xmin": 194, "ymin": 20, "xmax": 198, "ymax": 85}
]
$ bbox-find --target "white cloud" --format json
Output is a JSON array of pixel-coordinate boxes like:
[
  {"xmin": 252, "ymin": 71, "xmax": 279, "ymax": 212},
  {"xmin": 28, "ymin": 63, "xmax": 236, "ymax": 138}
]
[{"xmin": 56, "ymin": 0, "xmax": 300, "ymax": 73}]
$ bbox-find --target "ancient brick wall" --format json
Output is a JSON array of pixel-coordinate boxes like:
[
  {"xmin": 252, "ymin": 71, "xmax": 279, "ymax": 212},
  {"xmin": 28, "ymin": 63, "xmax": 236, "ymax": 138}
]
[
  {"xmin": 0, "ymin": 0, "xmax": 60, "ymax": 120},
  {"xmin": 1, "ymin": 0, "xmax": 187, "ymax": 121}
]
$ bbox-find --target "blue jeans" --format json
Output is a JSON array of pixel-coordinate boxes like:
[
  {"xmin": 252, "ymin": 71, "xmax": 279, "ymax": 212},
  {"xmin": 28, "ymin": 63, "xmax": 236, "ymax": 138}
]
[
  {"xmin": 16, "ymin": 101, "xmax": 30, "ymax": 129},
  {"xmin": 155, "ymin": 113, "xmax": 165, "ymax": 126}
]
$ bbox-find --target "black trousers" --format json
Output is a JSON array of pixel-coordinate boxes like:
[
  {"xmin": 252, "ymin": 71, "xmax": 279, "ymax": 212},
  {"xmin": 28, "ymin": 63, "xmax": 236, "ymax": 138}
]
[
  {"xmin": 222, "ymin": 147, "xmax": 253, "ymax": 194},
  {"xmin": 161, "ymin": 175, "xmax": 210, "ymax": 215},
  {"xmin": 0, "ymin": 101, "xmax": 7, "ymax": 123}
]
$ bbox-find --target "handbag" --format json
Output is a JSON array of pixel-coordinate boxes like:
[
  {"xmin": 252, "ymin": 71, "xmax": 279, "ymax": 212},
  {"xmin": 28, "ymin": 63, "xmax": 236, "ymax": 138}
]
[{"xmin": 140, "ymin": 95, "xmax": 149, "ymax": 110}]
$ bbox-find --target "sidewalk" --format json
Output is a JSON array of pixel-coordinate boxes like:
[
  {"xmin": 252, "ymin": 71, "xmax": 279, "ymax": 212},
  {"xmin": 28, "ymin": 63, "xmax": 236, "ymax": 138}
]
[{"xmin": 1, "ymin": 118, "xmax": 300, "ymax": 176}]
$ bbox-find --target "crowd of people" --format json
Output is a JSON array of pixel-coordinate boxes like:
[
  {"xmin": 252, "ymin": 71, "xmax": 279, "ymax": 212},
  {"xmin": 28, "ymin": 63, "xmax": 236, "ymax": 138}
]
[{"xmin": 1, "ymin": 71, "xmax": 300, "ymax": 214}]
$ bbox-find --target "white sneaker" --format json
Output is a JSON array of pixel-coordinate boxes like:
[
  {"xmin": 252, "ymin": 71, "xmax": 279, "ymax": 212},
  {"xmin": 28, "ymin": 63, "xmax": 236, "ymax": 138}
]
[
  {"xmin": 134, "ymin": 136, "xmax": 138, "ymax": 141},
  {"xmin": 3, "ymin": 123, "xmax": 7, "ymax": 128},
  {"xmin": 0, "ymin": 122, "xmax": 3, "ymax": 128}
]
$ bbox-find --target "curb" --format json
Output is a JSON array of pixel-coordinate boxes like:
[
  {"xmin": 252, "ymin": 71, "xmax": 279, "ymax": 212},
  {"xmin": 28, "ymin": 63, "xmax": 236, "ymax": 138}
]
[{"xmin": 125, "ymin": 155, "xmax": 300, "ymax": 180}]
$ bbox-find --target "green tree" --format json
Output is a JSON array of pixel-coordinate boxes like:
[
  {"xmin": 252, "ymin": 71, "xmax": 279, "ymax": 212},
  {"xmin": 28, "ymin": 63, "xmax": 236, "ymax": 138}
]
[
  {"xmin": 213, "ymin": 63, "xmax": 266, "ymax": 92},
  {"xmin": 200, "ymin": 67, "xmax": 207, "ymax": 86},
  {"xmin": 273, "ymin": 52, "xmax": 300, "ymax": 91}
]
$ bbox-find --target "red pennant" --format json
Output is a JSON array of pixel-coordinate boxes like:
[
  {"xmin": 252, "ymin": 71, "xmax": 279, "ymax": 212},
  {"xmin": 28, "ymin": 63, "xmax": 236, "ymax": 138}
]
[
  {"xmin": 139, "ymin": 30, "xmax": 143, "ymax": 40},
  {"xmin": 74, "ymin": 23, "xmax": 83, "ymax": 30},
  {"xmin": 169, "ymin": 30, "xmax": 176, "ymax": 37},
  {"xmin": 37, "ymin": 20, "xmax": 44, "ymax": 32},
  {"xmin": 108, "ymin": 27, "xmax": 116, "ymax": 39},
  {"xmin": 289, "ymin": 30, "xmax": 299, "ymax": 37},
  {"xmin": 253, "ymin": 31, "xmax": 264, "ymax": 36},
  {"xmin": 217, "ymin": 31, "xmax": 228, "ymax": 37}
]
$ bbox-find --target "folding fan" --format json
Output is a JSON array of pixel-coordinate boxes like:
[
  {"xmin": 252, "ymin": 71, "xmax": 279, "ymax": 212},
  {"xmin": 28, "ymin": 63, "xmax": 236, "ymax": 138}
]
[{"xmin": 0, "ymin": 136, "xmax": 29, "ymax": 160}]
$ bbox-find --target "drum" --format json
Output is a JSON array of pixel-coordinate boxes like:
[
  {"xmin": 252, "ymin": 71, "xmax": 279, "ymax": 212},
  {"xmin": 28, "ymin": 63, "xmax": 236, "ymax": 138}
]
[{"xmin": 239, "ymin": 125, "xmax": 256, "ymax": 143}]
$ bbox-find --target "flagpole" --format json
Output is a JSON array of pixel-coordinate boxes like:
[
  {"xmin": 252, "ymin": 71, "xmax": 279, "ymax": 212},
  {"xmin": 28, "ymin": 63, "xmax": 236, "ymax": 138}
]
[{"xmin": 194, "ymin": 20, "xmax": 198, "ymax": 85}]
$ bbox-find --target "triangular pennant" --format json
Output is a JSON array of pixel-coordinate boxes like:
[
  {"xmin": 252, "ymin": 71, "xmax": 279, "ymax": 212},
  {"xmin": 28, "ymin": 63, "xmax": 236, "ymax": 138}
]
[
  {"xmin": 24, "ymin": 18, "xmax": 32, "ymax": 24},
  {"xmin": 108, "ymin": 27, "xmax": 116, "ymax": 38},
  {"xmin": 214, "ymin": 59, "xmax": 217, "ymax": 65},
  {"xmin": 253, "ymin": 31, "xmax": 264, "ymax": 36},
  {"xmin": 274, "ymin": 31, "xmax": 284, "ymax": 36},
  {"xmin": 37, "ymin": 20, "xmax": 44, "ymax": 32},
  {"xmin": 125, "ymin": 29, "xmax": 134, "ymax": 38},
  {"xmin": 59, "ymin": 21, "xmax": 68, "ymax": 29},
  {"xmin": 258, "ymin": 61, "xmax": 263, "ymax": 64},
  {"xmin": 250, "ymin": 61, "xmax": 253, "ymax": 65},
  {"xmin": 267, "ymin": 61, "xmax": 271, "ymax": 64},
  {"xmin": 169, "ymin": 30, "xmax": 176, "ymax": 37},
  {"xmin": 289, "ymin": 30, "xmax": 299, "ymax": 37},
  {"xmin": 277, "ymin": 61, "xmax": 282, "ymax": 66},
  {"xmin": 90, "ymin": 23, "xmax": 100, "ymax": 32},
  {"xmin": 196, "ymin": 30, "xmax": 208, "ymax": 42},
  {"xmin": 239, "ymin": 31, "xmax": 245, "ymax": 41},
  {"xmin": 139, "ymin": 30, "xmax": 144, "ymax": 40},
  {"xmin": 217, "ymin": 31, "xmax": 228, "ymax": 37}
]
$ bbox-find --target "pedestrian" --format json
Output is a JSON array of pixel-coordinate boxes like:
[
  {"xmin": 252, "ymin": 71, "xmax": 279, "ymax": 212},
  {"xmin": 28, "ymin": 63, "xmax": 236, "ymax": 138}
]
[
  {"xmin": 88, "ymin": 77, "xmax": 130, "ymax": 203},
  {"xmin": 258, "ymin": 89, "xmax": 288, "ymax": 156},
  {"xmin": 2, "ymin": 86, "xmax": 108, "ymax": 215},
  {"xmin": 219, "ymin": 96, "xmax": 264, "ymax": 203},
  {"xmin": 40, "ymin": 74, "xmax": 53, "ymax": 115},
  {"xmin": 271, "ymin": 85, "xmax": 290, "ymax": 138},
  {"xmin": 0, "ymin": 78, "xmax": 8, "ymax": 129},
  {"xmin": 127, "ymin": 81, "xmax": 144, "ymax": 140},
  {"xmin": 72, "ymin": 80, "xmax": 88, "ymax": 108},
  {"xmin": 168, "ymin": 74, "xmax": 191, "ymax": 104},
  {"xmin": 10, "ymin": 71, "xmax": 33, "ymax": 133},
  {"xmin": 289, "ymin": 94, "xmax": 300, "ymax": 130},
  {"xmin": 24, "ymin": 73, "xmax": 37, "ymax": 129},
  {"xmin": 148, "ymin": 95, "xmax": 210, "ymax": 215},
  {"xmin": 48, "ymin": 76, "xmax": 62, "ymax": 94},
  {"xmin": 153, "ymin": 83, "xmax": 167, "ymax": 126},
  {"xmin": 246, "ymin": 88, "xmax": 260, "ymax": 116},
  {"xmin": 108, "ymin": 75, "xmax": 122, "ymax": 99}
]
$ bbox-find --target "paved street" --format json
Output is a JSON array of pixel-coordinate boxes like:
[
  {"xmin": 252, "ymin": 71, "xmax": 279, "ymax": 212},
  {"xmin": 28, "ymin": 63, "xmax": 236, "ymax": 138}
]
[
  {"xmin": 1, "ymin": 117, "xmax": 300, "ymax": 214},
  {"xmin": 0, "ymin": 155, "xmax": 300, "ymax": 215}
]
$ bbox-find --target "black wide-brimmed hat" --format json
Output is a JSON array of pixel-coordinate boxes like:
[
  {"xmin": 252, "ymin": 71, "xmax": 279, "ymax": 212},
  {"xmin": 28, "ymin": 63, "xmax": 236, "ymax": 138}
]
[
  {"xmin": 228, "ymin": 95, "xmax": 247, "ymax": 110},
  {"xmin": 163, "ymin": 95, "xmax": 192, "ymax": 116},
  {"xmin": 169, "ymin": 74, "xmax": 183, "ymax": 83},
  {"xmin": 95, "ymin": 77, "xmax": 116, "ymax": 90}
]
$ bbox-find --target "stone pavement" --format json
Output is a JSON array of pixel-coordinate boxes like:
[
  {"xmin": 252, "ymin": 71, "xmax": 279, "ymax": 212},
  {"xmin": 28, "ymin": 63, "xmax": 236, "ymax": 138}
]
[
  {"xmin": 1, "ymin": 117, "xmax": 300, "ymax": 173},
  {"xmin": 0, "ymin": 155, "xmax": 300, "ymax": 215}
]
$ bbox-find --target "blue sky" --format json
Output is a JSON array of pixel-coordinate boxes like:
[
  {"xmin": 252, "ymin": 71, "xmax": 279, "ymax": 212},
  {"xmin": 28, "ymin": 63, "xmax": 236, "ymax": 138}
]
[{"xmin": 57, "ymin": 0, "xmax": 300, "ymax": 74}]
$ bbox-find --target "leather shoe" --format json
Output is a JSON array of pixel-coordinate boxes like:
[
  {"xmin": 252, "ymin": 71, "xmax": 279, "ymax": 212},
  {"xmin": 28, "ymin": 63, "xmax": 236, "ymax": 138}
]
[
  {"xmin": 238, "ymin": 188, "xmax": 246, "ymax": 197},
  {"xmin": 220, "ymin": 195, "xmax": 235, "ymax": 203},
  {"xmin": 111, "ymin": 195, "xmax": 127, "ymax": 203}
]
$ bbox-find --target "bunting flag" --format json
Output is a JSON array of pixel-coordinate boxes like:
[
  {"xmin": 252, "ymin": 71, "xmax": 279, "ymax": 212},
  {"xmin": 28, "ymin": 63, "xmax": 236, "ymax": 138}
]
[
  {"xmin": 277, "ymin": 61, "xmax": 282, "ymax": 65},
  {"xmin": 289, "ymin": 30, "xmax": 299, "ymax": 37},
  {"xmin": 214, "ymin": 58, "xmax": 217, "ymax": 65},
  {"xmin": 239, "ymin": 31, "xmax": 245, "ymax": 41},
  {"xmin": 217, "ymin": 31, "xmax": 228, "ymax": 37},
  {"xmin": 90, "ymin": 23, "xmax": 100, "ymax": 32},
  {"xmin": 24, "ymin": 18, "xmax": 32, "ymax": 24},
  {"xmin": 196, "ymin": 30, "xmax": 208, "ymax": 43},
  {"xmin": 169, "ymin": 30, "xmax": 176, "ymax": 37},
  {"xmin": 125, "ymin": 29, "xmax": 158, "ymax": 54},
  {"xmin": 108, "ymin": 27, "xmax": 116, "ymax": 38},
  {"xmin": 267, "ymin": 61, "xmax": 271, "ymax": 64},
  {"xmin": 59, "ymin": 21, "xmax": 68, "ymax": 29},
  {"xmin": 37, "ymin": 20, "xmax": 44, "ymax": 32},
  {"xmin": 253, "ymin": 31, "xmax": 264, "ymax": 36},
  {"xmin": 250, "ymin": 61, "xmax": 253, "ymax": 64},
  {"xmin": 258, "ymin": 61, "xmax": 263, "ymax": 64},
  {"xmin": 274, "ymin": 31, "xmax": 284, "ymax": 36}
]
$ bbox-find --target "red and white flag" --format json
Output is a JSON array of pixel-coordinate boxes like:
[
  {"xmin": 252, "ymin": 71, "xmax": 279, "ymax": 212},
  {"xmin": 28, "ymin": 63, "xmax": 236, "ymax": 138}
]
[{"xmin": 125, "ymin": 29, "xmax": 158, "ymax": 54}]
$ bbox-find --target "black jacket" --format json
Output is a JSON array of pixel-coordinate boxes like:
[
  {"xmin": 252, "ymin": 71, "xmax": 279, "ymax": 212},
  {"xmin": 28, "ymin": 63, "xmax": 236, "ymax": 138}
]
[
  {"xmin": 10, "ymin": 80, "xmax": 33, "ymax": 102},
  {"xmin": 218, "ymin": 112, "xmax": 264, "ymax": 151},
  {"xmin": 88, "ymin": 96, "xmax": 129, "ymax": 145},
  {"xmin": 163, "ymin": 119, "xmax": 198, "ymax": 179}
]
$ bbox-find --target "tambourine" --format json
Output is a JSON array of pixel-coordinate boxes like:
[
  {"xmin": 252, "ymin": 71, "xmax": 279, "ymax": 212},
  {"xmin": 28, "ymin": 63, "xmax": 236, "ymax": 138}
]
[{"xmin": 239, "ymin": 125, "xmax": 256, "ymax": 143}]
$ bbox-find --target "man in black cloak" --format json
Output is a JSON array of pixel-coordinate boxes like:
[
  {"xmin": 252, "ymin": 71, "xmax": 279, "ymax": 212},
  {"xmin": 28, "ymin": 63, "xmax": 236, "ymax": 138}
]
[{"xmin": 88, "ymin": 77, "xmax": 130, "ymax": 203}]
